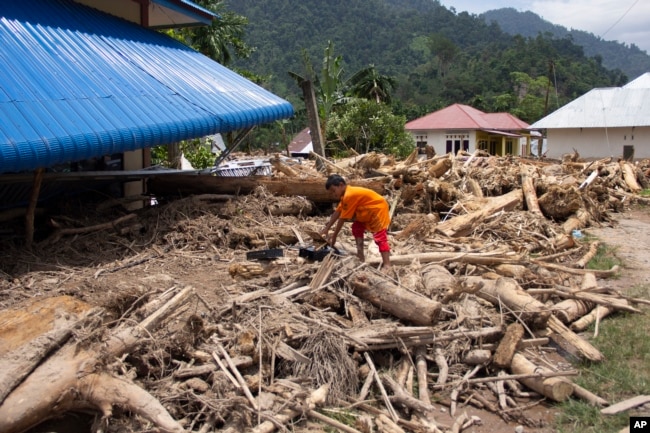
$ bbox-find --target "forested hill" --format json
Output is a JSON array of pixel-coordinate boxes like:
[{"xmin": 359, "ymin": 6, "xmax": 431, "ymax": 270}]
[
  {"xmin": 226, "ymin": 0, "xmax": 628, "ymax": 122},
  {"xmin": 481, "ymin": 8, "xmax": 650, "ymax": 80}
]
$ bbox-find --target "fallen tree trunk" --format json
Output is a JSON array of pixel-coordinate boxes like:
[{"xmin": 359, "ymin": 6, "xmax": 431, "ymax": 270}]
[
  {"xmin": 471, "ymin": 277, "xmax": 551, "ymax": 329},
  {"xmin": 350, "ymin": 271, "xmax": 441, "ymax": 325},
  {"xmin": 0, "ymin": 287, "xmax": 195, "ymax": 433},
  {"xmin": 148, "ymin": 173, "xmax": 388, "ymax": 203},
  {"xmin": 367, "ymin": 250, "xmax": 520, "ymax": 267},
  {"xmin": 435, "ymin": 189, "xmax": 523, "ymax": 237},
  {"xmin": 510, "ymin": 353, "xmax": 574, "ymax": 402}
]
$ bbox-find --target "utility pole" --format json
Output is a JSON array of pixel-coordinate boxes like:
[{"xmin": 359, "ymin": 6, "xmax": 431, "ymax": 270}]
[{"xmin": 300, "ymin": 80, "xmax": 325, "ymax": 157}]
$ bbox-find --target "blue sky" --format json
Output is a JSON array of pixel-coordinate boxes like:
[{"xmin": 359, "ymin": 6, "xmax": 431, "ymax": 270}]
[{"xmin": 440, "ymin": 0, "xmax": 650, "ymax": 54}]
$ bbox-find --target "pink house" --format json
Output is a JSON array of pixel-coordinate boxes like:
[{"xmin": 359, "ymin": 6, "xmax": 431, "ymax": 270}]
[{"xmin": 405, "ymin": 104, "xmax": 533, "ymax": 156}]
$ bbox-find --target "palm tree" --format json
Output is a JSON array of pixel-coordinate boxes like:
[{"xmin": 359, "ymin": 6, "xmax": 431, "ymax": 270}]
[
  {"xmin": 347, "ymin": 65, "xmax": 397, "ymax": 104},
  {"xmin": 169, "ymin": 0, "xmax": 252, "ymax": 65}
]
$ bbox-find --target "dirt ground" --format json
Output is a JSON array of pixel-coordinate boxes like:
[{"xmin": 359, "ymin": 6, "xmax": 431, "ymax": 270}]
[{"xmin": 2, "ymin": 193, "xmax": 649, "ymax": 433}]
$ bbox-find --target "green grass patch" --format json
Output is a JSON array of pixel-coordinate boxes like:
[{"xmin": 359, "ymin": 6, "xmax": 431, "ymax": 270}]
[
  {"xmin": 555, "ymin": 285, "xmax": 650, "ymax": 433},
  {"xmin": 585, "ymin": 244, "xmax": 622, "ymax": 272}
]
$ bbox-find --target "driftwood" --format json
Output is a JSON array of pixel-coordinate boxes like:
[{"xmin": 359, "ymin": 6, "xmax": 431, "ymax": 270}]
[
  {"xmin": 350, "ymin": 271, "xmax": 441, "ymax": 326},
  {"xmin": 521, "ymin": 167, "xmax": 542, "ymax": 215},
  {"xmin": 472, "ymin": 277, "xmax": 551, "ymax": 329},
  {"xmin": 510, "ymin": 353, "xmax": 574, "ymax": 402},
  {"xmin": 368, "ymin": 250, "xmax": 520, "ymax": 267},
  {"xmin": 435, "ymin": 189, "xmax": 523, "ymax": 237},
  {"xmin": 619, "ymin": 161, "xmax": 642, "ymax": 192},
  {"xmin": 492, "ymin": 322, "xmax": 525, "ymax": 369},
  {"xmin": 0, "ymin": 288, "xmax": 195, "ymax": 433},
  {"xmin": 546, "ymin": 315, "xmax": 604, "ymax": 362},
  {"xmin": 552, "ymin": 273, "xmax": 597, "ymax": 324}
]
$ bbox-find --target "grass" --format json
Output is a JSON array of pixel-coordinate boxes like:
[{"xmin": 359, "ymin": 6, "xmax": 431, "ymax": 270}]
[
  {"xmin": 585, "ymin": 243, "xmax": 623, "ymax": 273},
  {"xmin": 554, "ymin": 241, "xmax": 650, "ymax": 433}
]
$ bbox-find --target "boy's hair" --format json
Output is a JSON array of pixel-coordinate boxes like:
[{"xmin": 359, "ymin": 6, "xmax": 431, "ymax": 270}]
[{"xmin": 325, "ymin": 174, "xmax": 346, "ymax": 190}]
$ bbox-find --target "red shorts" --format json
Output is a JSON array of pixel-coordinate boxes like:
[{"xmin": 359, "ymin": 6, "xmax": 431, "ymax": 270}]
[{"xmin": 351, "ymin": 222, "xmax": 390, "ymax": 253}]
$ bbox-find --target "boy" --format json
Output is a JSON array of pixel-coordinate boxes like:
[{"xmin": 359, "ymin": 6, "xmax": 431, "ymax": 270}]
[{"xmin": 320, "ymin": 174, "xmax": 391, "ymax": 269}]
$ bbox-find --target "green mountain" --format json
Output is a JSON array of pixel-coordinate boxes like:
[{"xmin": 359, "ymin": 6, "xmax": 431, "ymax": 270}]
[
  {"xmin": 226, "ymin": 0, "xmax": 630, "ymax": 122},
  {"xmin": 481, "ymin": 8, "xmax": 650, "ymax": 80}
]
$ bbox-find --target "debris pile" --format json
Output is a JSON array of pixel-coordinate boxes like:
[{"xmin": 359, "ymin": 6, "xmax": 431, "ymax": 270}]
[{"xmin": 1, "ymin": 150, "xmax": 649, "ymax": 433}]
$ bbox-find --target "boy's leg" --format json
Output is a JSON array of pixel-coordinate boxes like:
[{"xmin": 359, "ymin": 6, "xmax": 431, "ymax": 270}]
[
  {"xmin": 351, "ymin": 222, "xmax": 366, "ymax": 262},
  {"xmin": 373, "ymin": 229, "xmax": 391, "ymax": 268}
]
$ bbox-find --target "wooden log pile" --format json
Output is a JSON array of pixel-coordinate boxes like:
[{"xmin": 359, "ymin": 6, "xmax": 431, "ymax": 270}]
[{"xmin": 1, "ymin": 151, "xmax": 650, "ymax": 433}]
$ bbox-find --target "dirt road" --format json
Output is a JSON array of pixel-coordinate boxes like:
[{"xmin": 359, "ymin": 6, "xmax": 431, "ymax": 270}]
[{"xmin": 586, "ymin": 206, "xmax": 650, "ymax": 291}]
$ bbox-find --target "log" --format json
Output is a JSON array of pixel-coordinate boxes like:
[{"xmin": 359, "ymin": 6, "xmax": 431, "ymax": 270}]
[
  {"xmin": 562, "ymin": 208, "xmax": 590, "ymax": 234},
  {"xmin": 510, "ymin": 353, "xmax": 574, "ymax": 402},
  {"xmin": 521, "ymin": 168, "xmax": 542, "ymax": 215},
  {"xmin": 270, "ymin": 154, "xmax": 298, "ymax": 177},
  {"xmin": 428, "ymin": 157, "xmax": 452, "ymax": 178},
  {"xmin": 0, "ymin": 296, "xmax": 98, "ymax": 402},
  {"xmin": 382, "ymin": 375, "xmax": 440, "ymax": 426},
  {"xmin": 367, "ymin": 250, "xmax": 520, "ymax": 267},
  {"xmin": 435, "ymin": 189, "xmax": 523, "ymax": 237},
  {"xmin": 538, "ymin": 185, "xmax": 582, "ymax": 220},
  {"xmin": 474, "ymin": 277, "xmax": 550, "ymax": 329},
  {"xmin": 570, "ymin": 304, "xmax": 619, "ymax": 332},
  {"xmin": 0, "ymin": 287, "xmax": 195, "ymax": 433},
  {"xmin": 251, "ymin": 385, "xmax": 329, "ymax": 433},
  {"xmin": 350, "ymin": 271, "xmax": 441, "ymax": 326},
  {"xmin": 574, "ymin": 241, "xmax": 600, "ymax": 268},
  {"xmin": 619, "ymin": 161, "xmax": 642, "ymax": 193},
  {"xmin": 546, "ymin": 315, "xmax": 604, "ymax": 362},
  {"xmin": 414, "ymin": 346, "xmax": 430, "ymax": 403},
  {"xmin": 148, "ymin": 174, "xmax": 388, "ymax": 203},
  {"xmin": 492, "ymin": 322, "xmax": 525, "ymax": 369},
  {"xmin": 552, "ymin": 273, "xmax": 597, "ymax": 324},
  {"xmin": 421, "ymin": 263, "xmax": 458, "ymax": 299}
]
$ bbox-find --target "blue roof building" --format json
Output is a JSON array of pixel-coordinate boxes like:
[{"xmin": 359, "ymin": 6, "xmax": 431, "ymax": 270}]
[{"xmin": 0, "ymin": 0, "xmax": 294, "ymax": 175}]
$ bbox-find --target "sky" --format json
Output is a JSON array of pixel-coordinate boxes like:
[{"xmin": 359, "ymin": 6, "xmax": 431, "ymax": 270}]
[{"xmin": 440, "ymin": 0, "xmax": 650, "ymax": 53}]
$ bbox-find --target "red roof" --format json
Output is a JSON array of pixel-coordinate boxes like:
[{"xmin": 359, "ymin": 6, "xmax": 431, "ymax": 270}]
[
  {"xmin": 288, "ymin": 127, "xmax": 313, "ymax": 154},
  {"xmin": 405, "ymin": 103, "xmax": 529, "ymax": 131}
]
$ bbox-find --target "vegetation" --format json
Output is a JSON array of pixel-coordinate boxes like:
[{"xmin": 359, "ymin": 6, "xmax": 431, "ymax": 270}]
[
  {"xmin": 168, "ymin": 0, "xmax": 650, "ymax": 157},
  {"xmin": 481, "ymin": 8, "xmax": 650, "ymax": 80},
  {"xmin": 226, "ymin": 0, "xmax": 631, "ymax": 123},
  {"xmin": 554, "ymin": 242, "xmax": 650, "ymax": 433},
  {"xmin": 555, "ymin": 287, "xmax": 650, "ymax": 433}
]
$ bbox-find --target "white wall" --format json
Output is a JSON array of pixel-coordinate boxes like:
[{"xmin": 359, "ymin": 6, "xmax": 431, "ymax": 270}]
[
  {"xmin": 410, "ymin": 130, "xmax": 478, "ymax": 154},
  {"xmin": 545, "ymin": 126, "xmax": 650, "ymax": 160}
]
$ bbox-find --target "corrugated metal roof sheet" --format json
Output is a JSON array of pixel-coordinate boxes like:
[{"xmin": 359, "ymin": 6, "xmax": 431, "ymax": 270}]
[
  {"xmin": 0, "ymin": 0, "xmax": 294, "ymax": 174},
  {"xmin": 530, "ymin": 87, "xmax": 650, "ymax": 129},
  {"xmin": 405, "ymin": 103, "xmax": 529, "ymax": 131},
  {"xmin": 531, "ymin": 73, "xmax": 650, "ymax": 129}
]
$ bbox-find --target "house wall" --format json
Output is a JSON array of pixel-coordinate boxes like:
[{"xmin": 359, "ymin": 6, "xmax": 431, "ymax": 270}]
[
  {"xmin": 409, "ymin": 130, "xmax": 530, "ymax": 156},
  {"xmin": 545, "ymin": 127, "xmax": 650, "ymax": 160},
  {"xmin": 410, "ymin": 130, "xmax": 477, "ymax": 154}
]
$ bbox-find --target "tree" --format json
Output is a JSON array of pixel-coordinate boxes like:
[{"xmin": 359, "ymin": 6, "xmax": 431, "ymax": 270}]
[
  {"xmin": 428, "ymin": 33, "xmax": 459, "ymax": 77},
  {"xmin": 327, "ymin": 99, "xmax": 414, "ymax": 157},
  {"xmin": 166, "ymin": 0, "xmax": 252, "ymax": 65},
  {"xmin": 347, "ymin": 65, "xmax": 397, "ymax": 103},
  {"xmin": 288, "ymin": 41, "xmax": 399, "ymax": 148}
]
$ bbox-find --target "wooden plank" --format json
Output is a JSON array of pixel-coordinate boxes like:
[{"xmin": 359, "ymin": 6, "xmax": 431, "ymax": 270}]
[{"xmin": 601, "ymin": 395, "xmax": 650, "ymax": 415}]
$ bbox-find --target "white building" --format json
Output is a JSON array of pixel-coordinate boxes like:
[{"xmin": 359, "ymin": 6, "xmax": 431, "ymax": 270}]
[{"xmin": 530, "ymin": 73, "xmax": 650, "ymax": 160}]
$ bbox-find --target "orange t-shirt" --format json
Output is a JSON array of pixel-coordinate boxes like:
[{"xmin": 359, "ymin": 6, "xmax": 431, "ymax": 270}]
[{"xmin": 335, "ymin": 186, "xmax": 390, "ymax": 233}]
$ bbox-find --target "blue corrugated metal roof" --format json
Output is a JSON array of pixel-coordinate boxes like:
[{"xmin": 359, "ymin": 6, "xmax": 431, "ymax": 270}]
[{"xmin": 0, "ymin": 0, "xmax": 294, "ymax": 174}]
